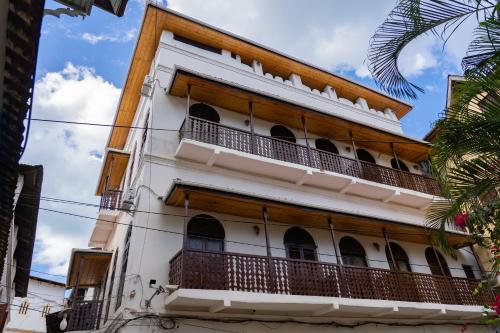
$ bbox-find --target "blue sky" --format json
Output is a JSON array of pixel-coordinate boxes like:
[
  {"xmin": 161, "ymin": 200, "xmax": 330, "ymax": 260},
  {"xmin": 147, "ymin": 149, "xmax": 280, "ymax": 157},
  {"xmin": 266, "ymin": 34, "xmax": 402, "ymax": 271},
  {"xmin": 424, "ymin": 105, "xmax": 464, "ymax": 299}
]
[{"xmin": 21, "ymin": 0, "xmax": 474, "ymax": 283}]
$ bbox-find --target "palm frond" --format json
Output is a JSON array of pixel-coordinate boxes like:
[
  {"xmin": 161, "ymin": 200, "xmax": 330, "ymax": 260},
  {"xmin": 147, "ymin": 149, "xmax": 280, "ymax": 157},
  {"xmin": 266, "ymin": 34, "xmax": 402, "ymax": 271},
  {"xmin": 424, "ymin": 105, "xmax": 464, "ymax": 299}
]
[
  {"xmin": 368, "ymin": 0, "xmax": 496, "ymax": 99},
  {"xmin": 462, "ymin": 17, "xmax": 500, "ymax": 73}
]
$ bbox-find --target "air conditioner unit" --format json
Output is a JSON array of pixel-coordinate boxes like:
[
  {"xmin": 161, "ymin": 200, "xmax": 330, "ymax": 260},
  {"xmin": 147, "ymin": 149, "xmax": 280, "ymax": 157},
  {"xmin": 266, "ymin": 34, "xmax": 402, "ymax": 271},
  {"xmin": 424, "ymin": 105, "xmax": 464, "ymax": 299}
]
[
  {"xmin": 121, "ymin": 188, "xmax": 135, "ymax": 211},
  {"xmin": 141, "ymin": 75, "xmax": 154, "ymax": 97}
]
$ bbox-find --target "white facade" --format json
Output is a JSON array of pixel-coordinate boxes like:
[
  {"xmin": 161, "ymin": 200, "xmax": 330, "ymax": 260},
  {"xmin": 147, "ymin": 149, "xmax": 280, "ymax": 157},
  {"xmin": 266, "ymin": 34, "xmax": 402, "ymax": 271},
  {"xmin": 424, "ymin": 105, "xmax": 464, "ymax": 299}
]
[
  {"xmin": 79, "ymin": 6, "xmax": 493, "ymax": 333},
  {"xmin": 5, "ymin": 277, "xmax": 65, "ymax": 333}
]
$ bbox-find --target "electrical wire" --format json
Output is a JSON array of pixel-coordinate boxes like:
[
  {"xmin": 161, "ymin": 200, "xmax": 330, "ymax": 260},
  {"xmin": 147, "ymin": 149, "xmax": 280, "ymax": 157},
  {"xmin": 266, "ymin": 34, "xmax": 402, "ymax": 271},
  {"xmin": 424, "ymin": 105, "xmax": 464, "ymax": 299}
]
[
  {"xmin": 11, "ymin": 200, "xmax": 492, "ymax": 274},
  {"xmin": 28, "ymin": 117, "xmax": 429, "ymax": 144}
]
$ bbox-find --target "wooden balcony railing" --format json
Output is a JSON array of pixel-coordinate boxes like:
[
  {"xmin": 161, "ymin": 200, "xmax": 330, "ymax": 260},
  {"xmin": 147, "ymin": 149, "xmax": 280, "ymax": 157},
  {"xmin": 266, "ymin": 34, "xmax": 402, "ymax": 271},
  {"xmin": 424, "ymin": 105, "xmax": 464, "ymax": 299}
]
[
  {"xmin": 46, "ymin": 300, "xmax": 103, "ymax": 332},
  {"xmin": 169, "ymin": 249, "xmax": 494, "ymax": 306},
  {"xmin": 180, "ymin": 117, "xmax": 441, "ymax": 196},
  {"xmin": 67, "ymin": 300, "xmax": 103, "ymax": 331},
  {"xmin": 99, "ymin": 189, "xmax": 122, "ymax": 210}
]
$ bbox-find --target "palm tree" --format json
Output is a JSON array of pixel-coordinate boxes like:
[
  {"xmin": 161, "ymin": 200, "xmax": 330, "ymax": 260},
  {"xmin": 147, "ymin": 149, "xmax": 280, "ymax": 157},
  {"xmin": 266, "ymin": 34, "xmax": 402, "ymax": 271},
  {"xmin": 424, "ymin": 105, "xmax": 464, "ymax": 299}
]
[{"xmin": 367, "ymin": 0, "xmax": 500, "ymax": 299}]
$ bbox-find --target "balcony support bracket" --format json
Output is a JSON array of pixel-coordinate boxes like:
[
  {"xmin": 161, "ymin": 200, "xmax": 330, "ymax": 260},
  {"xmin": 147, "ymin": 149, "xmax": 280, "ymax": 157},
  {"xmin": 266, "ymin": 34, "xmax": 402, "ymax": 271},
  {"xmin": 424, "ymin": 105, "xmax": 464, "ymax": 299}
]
[
  {"xmin": 312, "ymin": 303, "xmax": 339, "ymax": 316},
  {"xmin": 371, "ymin": 306, "xmax": 399, "ymax": 318},
  {"xmin": 206, "ymin": 150, "xmax": 220, "ymax": 167},
  {"xmin": 209, "ymin": 299, "xmax": 231, "ymax": 313},
  {"xmin": 340, "ymin": 179, "xmax": 356, "ymax": 194},
  {"xmin": 383, "ymin": 190, "xmax": 400, "ymax": 203},
  {"xmin": 296, "ymin": 170, "xmax": 312, "ymax": 186},
  {"xmin": 422, "ymin": 308, "xmax": 446, "ymax": 319}
]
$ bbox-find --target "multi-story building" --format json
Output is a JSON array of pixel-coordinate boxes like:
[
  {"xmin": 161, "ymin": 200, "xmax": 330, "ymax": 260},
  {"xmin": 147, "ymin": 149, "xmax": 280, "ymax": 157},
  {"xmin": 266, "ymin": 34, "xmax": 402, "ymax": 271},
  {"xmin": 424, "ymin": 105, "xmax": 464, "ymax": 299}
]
[
  {"xmin": 6, "ymin": 276, "xmax": 65, "ymax": 333},
  {"xmin": 56, "ymin": 4, "xmax": 495, "ymax": 332},
  {"xmin": 0, "ymin": 165, "xmax": 43, "ymax": 330}
]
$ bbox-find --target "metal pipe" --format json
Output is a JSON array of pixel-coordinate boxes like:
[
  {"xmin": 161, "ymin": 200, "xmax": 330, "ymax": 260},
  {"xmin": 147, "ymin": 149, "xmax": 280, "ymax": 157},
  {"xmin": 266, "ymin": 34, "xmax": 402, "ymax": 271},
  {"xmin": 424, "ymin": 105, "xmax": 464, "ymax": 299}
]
[
  {"xmin": 262, "ymin": 207, "xmax": 275, "ymax": 292},
  {"xmin": 383, "ymin": 228, "xmax": 398, "ymax": 271},
  {"xmin": 302, "ymin": 116, "xmax": 312, "ymax": 167},
  {"xmin": 328, "ymin": 218, "xmax": 341, "ymax": 265}
]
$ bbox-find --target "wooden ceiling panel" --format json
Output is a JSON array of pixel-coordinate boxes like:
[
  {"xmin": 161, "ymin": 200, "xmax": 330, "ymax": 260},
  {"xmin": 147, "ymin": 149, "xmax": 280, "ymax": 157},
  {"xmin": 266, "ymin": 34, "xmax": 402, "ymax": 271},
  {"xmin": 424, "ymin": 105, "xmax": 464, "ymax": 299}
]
[
  {"xmin": 166, "ymin": 184, "xmax": 469, "ymax": 248},
  {"xmin": 96, "ymin": 150, "xmax": 130, "ymax": 195},
  {"xmin": 67, "ymin": 251, "xmax": 113, "ymax": 288},
  {"xmin": 170, "ymin": 70, "xmax": 430, "ymax": 162}
]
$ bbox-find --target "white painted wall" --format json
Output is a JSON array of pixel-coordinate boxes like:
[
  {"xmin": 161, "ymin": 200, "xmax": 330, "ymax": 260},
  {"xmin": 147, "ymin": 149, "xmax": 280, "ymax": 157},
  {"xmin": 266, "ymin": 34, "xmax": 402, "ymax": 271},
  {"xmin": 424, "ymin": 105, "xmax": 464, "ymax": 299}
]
[
  {"xmin": 6, "ymin": 278, "xmax": 65, "ymax": 333},
  {"xmin": 92, "ymin": 28, "xmax": 486, "ymax": 332}
]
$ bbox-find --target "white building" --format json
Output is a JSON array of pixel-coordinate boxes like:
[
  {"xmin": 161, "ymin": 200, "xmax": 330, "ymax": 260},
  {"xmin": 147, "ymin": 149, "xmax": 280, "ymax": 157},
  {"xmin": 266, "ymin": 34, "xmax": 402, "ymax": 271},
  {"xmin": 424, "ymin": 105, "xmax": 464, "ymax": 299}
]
[
  {"xmin": 6, "ymin": 276, "xmax": 65, "ymax": 333},
  {"xmin": 56, "ymin": 4, "xmax": 495, "ymax": 333}
]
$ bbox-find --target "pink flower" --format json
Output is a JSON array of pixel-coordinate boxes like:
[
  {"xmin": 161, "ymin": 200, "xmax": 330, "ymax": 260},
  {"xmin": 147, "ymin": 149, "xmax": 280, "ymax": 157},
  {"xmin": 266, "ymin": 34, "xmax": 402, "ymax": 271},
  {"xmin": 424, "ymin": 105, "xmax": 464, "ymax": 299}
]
[
  {"xmin": 454, "ymin": 213, "xmax": 468, "ymax": 229},
  {"xmin": 492, "ymin": 295, "xmax": 500, "ymax": 315}
]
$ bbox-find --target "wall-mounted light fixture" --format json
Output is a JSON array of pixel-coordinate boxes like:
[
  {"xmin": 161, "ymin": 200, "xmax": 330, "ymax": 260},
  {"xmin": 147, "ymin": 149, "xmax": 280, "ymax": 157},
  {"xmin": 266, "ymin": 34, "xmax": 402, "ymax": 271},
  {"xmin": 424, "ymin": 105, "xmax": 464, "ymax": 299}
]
[
  {"xmin": 253, "ymin": 225, "xmax": 260, "ymax": 236},
  {"xmin": 373, "ymin": 242, "xmax": 380, "ymax": 251}
]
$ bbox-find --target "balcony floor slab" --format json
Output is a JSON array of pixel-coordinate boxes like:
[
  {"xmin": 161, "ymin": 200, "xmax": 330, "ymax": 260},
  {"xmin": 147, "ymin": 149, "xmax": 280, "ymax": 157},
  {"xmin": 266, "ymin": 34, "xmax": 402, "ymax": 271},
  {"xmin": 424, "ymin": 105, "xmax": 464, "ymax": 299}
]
[
  {"xmin": 176, "ymin": 139, "xmax": 435, "ymax": 209},
  {"xmin": 165, "ymin": 289, "xmax": 487, "ymax": 320}
]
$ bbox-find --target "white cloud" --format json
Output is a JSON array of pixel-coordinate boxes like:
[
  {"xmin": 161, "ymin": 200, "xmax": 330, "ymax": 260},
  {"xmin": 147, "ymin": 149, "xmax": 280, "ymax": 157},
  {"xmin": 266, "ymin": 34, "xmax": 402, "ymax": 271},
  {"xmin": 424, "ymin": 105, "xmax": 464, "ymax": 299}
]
[
  {"xmin": 34, "ymin": 225, "xmax": 88, "ymax": 275},
  {"xmin": 80, "ymin": 28, "xmax": 137, "ymax": 45},
  {"xmin": 167, "ymin": 0, "xmax": 473, "ymax": 79},
  {"xmin": 22, "ymin": 63, "xmax": 121, "ymax": 276}
]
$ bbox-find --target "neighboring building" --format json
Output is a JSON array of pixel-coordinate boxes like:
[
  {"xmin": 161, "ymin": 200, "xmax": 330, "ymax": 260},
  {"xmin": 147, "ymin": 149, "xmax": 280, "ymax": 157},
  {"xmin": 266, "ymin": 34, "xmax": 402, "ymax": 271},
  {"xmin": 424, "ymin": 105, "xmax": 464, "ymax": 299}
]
[
  {"xmin": 0, "ymin": 0, "xmax": 45, "ymax": 306},
  {"xmin": 50, "ymin": 0, "xmax": 129, "ymax": 17},
  {"xmin": 6, "ymin": 276, "xmax": 65, "ymax": 333},
  {"xmin": 425, "ymin": 75, "xmax": 500, "ymax": 291},
  {"xmin": 55, "ymin": 4, "xmax": 494, "ymax": 333},
  {"xmin": 0, "ymin": 165, "xmax": 43, "ymax": 330}
]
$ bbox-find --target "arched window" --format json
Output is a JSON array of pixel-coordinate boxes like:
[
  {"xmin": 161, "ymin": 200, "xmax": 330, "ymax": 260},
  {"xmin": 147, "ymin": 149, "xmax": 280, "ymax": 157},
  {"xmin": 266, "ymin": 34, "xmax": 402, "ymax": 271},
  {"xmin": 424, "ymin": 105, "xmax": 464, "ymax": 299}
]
[
  {"xmin": 315, "ymin": 138, "xmax": 339, "ymax": 155},
  {"xmin": 270, "ymin": 125, "xmax": 296, "ymax": 143},
  {"xmin": 189, "ymin": 103, "xmax": 220, "ymax": 123},
  {"xmin": 385, "ymin": 242, "xmax": 411, "ymax": 272},
  {"xmin": 187, "ymin": 214, "xmax": 225, "ymax": 251},
  {"xmin": 425, "ymin": 247, "xmax": 451, "ymax": 276},
  {"xmin": 284, "ymin": 227, "xmax": 317, "ymax": 261},
  {"xmin": 339, "ymin": 236, "xmax": 367, "ymax": 267},
  {"xmin": 356, "ymin": 149, "xmax": 376, "ymax": 164},
  {"xmin": 390, "ymin": 158, "xmax": 410, "ymax": 172}
]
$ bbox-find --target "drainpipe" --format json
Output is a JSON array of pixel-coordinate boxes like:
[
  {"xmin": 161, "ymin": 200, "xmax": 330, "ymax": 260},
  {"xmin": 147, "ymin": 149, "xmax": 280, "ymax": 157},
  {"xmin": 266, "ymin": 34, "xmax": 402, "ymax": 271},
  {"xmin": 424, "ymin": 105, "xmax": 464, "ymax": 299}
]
[
  {"xmin": 349, "ymin": 131, "xmax": 362, "ymax": 177},
  {"xmin": 301, "ymin": 116, "xmax": 312, "ymax": 167},
  {"xmin": 181, "ymin": 193, "xmax": 189, "ymax": 287},
  {"xmin": 262, "ymin": 207, "xmax": 275, "ymax": 293},
  {"xmin": 249, "ymin": 101, "xmax": 255, "ymax": 154}
]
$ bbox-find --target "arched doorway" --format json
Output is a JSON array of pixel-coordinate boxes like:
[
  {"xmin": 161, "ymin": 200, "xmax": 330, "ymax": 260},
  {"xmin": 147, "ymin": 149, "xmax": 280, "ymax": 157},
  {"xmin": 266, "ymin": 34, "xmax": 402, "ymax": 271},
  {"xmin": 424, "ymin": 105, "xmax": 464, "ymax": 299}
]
[
  {"xmin": 186, "ymin": 214, "xmax": 226, "ymax": 289},
  {"xmin": 385, "ymin": 242, "xmax": 411, "ymax": 272},
  {"xmin": 425, "ymin": 247, "xmax": 451, "ymax": 276},
  {"xmin": 188, "ymin": 103, "xmax": 220, "ymax": 144},
  {"xmin": 315, "ymin": 138, "xmax": 339, "ymax": 171},
  {"xmin": 390, "ymin": 158, "xmax": 410, "ymax": 172},
  {"xmin": 187, "ymin": 214, "xmax": 225, "ymax": 251},
  {"xmin": 284, "ymin": 227, "xmax": 317, "ymax": 261},
  {"xmin": 356, "ymin": 149, "xmax": 376, "ymax": 164},
  {"xmin": 189, "ymin": 103, "xmax": 220, "ymax": 123},
  {"xmin": 270, "ymin": 125, "xmax": 298, "ymax": 163},
  {"xmin": 283, "ymin": 227, "xmax": 318, "ymax": 295},
  {"xmin": 315, "ymin": 138, "xmax": 339, "ymax": 154},
  {"xmin": 339, "ymin": 236, "xmax": 371, "ymax": 299},
  {"xmin": 356, "ymin": 149, "xmax": 379, "ymax": 181},
  {"xmin": 339, "ymin": 236, "xmax": 367, "ymax": 267}
]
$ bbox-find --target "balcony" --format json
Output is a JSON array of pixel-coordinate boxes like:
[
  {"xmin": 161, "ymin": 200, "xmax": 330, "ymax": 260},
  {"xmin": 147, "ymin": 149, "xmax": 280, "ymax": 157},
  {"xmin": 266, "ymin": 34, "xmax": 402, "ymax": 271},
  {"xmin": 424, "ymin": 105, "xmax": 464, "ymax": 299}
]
[
  {"xmin": 178, "ymin": 117, "xmax": 440, "ymax": 198},
  {"xmin": 99, "ymin": 189, "xmax": 122, "ymax": 210},
  {"xmin": 169, "ymin": 249, "xmax": 493, "ymax": 308},
  {"xmin": 47, "ymin": 300, "xmax": 103, "ymax": 332}
]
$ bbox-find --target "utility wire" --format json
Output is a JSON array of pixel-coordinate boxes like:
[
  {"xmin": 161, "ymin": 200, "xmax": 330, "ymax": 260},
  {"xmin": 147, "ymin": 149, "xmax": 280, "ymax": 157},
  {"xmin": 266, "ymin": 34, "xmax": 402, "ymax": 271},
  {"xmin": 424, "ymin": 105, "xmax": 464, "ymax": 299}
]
[
  {"xmin": 12, "ymin": 200, "xmax": 490, "ymax": 273},
  {"xmin": 28, "ymin": 117, "xmax": 428, "ymax": 144}
]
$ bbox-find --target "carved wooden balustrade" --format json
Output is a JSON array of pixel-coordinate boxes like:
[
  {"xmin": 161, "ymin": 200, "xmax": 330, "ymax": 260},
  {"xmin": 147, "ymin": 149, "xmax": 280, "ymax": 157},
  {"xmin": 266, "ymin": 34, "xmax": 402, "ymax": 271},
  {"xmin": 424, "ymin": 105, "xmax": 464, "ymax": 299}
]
[
  {"xmin": 169, "ymin": 249, "xmax": 493, "ymax": 306},
  {"xmin": 66, "ymin": 300, "xmax": 103, "ymax": 331},
  {"xmin": 99, "ymin": 189, "xmax": 122, "ymax": 210},
  {"xmin": 180, "ymin": 117, "xmax": 441, "ymax": 196}
]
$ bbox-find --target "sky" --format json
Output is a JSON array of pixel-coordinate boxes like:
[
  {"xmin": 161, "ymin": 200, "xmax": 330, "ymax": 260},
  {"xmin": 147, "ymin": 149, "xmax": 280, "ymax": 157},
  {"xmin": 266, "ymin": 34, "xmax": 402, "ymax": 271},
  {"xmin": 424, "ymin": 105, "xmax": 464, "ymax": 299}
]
[{"xmin": 20, "ymin": 0, "xmax": 477, "ymax": 283}]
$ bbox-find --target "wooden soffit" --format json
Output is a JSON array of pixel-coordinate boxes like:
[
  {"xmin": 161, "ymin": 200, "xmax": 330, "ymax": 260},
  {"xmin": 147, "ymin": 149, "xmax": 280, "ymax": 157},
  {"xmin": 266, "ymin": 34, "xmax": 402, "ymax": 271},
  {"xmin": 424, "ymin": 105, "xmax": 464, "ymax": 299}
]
[
  {"xmin": 96, "ymin": 149, "xmax": 130, "ymax": 195},
  {"xmin": 165, "ymin": 183, "xmax": 469, "ymax": 248},
  {"xmin": 107, "ymin": 4, "xmax": 412, "ymax": 151},
  {"xmin": 170, "ymin": 69, "xmax": 431, "ymax": 162},
  {"xmin": 67, "ymin": 250, "xmax": 112, "ymax": 288}
]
